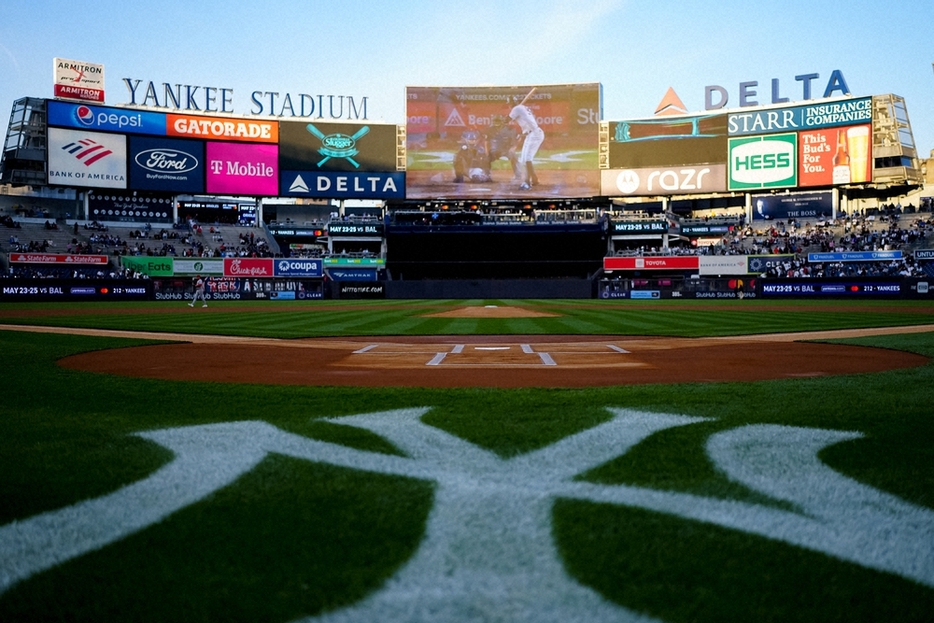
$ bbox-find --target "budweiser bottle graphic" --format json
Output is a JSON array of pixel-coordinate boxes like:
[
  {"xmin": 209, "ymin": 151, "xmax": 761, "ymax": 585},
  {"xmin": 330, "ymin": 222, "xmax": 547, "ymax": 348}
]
[{"xmin": 832, "ymin": 129, "xmax": 850, "ymax": 184}]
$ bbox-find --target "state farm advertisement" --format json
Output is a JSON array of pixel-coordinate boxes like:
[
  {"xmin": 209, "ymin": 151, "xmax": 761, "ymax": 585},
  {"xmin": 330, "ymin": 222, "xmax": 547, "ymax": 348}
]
[
  {"xmin": 206, "ymin": 142, "xmax": 279, "ymax": 196},
  {"xmin": 604, "ymin": 256, "xmax": 700, "ymax": 271},
  {"xmin": 223, "ymin": 258, "xmax": 273, "ymax": 277},
  {"xmin": 10, "ymin": 253, "xmax": 109, "ymax": 265},
  {"xmin": 799, "ymin": 124, "xmax": 871, "ymax": 187}
]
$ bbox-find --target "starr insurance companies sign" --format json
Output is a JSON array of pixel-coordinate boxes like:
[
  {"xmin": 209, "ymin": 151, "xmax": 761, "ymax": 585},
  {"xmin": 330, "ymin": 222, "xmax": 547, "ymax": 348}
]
[{"xmin": 53, "ymin": 58, "xmax": 105, "ymax": 103}]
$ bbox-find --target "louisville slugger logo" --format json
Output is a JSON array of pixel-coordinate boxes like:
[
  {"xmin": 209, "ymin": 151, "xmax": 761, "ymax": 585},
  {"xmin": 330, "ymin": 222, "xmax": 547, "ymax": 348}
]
[
  {"xmin": 1, "ymin": 408, "xmax": 932, "ymax": 621},
  {"xmin": 61, "ymin": 138, "xmax": 113, "ymax": 166}
]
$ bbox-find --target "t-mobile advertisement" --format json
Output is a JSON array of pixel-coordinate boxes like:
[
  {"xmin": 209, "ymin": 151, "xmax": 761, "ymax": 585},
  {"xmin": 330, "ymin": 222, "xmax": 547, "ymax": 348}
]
[{"xmin": 205, "ymin": 142, "xmax": 279, "ymax": 196}]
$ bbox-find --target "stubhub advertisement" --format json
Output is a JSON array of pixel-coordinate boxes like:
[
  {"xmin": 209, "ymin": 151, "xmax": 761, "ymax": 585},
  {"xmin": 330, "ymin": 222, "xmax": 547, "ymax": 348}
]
[{"xmin": 47, "ymin": 100, "xmax": 166, "ymax": 136}]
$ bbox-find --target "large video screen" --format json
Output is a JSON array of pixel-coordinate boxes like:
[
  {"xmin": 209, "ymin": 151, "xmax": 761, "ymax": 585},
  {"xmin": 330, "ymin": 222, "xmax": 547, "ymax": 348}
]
[
  {"xmin": 405, "ymin": 83, "xmax": 602, "ymax": 199},
  {"xmin": 607, "ymin": 114, "xmax": 728, "ymax": 169}
]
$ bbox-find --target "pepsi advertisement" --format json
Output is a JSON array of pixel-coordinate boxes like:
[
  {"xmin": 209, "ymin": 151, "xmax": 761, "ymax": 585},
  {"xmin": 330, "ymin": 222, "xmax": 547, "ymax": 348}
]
[
  {"xmin": 47, "ymin": 100, "xmax": 167, "ymax": 136},
  {"xmin": 128, "ymin": 135, "xmax": 204, "ymax": 192}
]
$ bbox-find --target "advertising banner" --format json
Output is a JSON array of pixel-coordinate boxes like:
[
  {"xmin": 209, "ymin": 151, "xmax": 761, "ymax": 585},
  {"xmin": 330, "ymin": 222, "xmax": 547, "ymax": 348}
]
[
  {"xmin": 279, "ymin": 121, "xmax": 397, "ymax": 172},
  {"xmin": 698, "ymin": 256, "xmax": 749, "ymax": 275},
  {"xmin": 173, "ymin": 258, "xmax": 224, "ymax": 275},
  {"xmin": 53, "ymin": 58, "xmax": 105, "ymax": 103},
  {"xmin": 47, "ymin": 100, "xmax": 166, "ymax": 136},
  {"xmin": 324, "ymin": 257, "xmax": 385, "ymax": 267},
  {"xmin": 807, "ymin": 251, "xmax": 903, "ymax": 263},
  {"xmin": 680, "ymin": 223, "xmax": 733, "ymax": 235},
  {"xmin": 760, "ymin": 279, "xmax": 901, "ymax": 296},
  {"xmin": 0, "ymin": 280, "xmax": 151, "ymax": 301},
  {"xmin": 728, "ymin": 97, "xmax": 872, "ymax": 136},
  {"xmin": 273, "ymin": 258, "xmax": 323, "ymax": 278},
  {"xmin": 47, "ymin": 128, "xmax": 127, "ymax": 189},
  {"xmin": 607, "ymin": 114, "xmax": 728, "ymax": 168},
  {"xmin": 747, "ymin": 254, "xmax": 796, "ymax": 274},
  {"xmin": 604, "ymin": 256, "xmax": 700, "ymax": 271},
  {"xmin": 223, "ymin": 257, "xmax": 273, "ymax": 277},
  {"xmin": 602, "ymin": 164, "xmax": 726, "ymax": 197},
  {"xmin": 405, "ymin": 83, "xmax": 602, "ymax": 200},
  {"xmin": 280, "ymin": 170, "xmax": 404, "ymax": 199},
  {"xmin": 728, "ymin": 133, "xmax": 797, "ymax": 190},
  {"xmin": 915, "ymin": 250, "xmax": 934, "ymax": 261},
  {"xmin": 752, "ymin": 191, "xmax": 833, "ymax": 221},
  {"xmin": 9, "ymin": 253, "xmax": 109, "ymax": 265},
  {"xmin": 129, "ymin": 136, "xmax": 204, "ymax": 193},
  {"xmin": 328, "ymin": 222, "xmax": 384, "ymax": 236},
  {"xmin": 120, "ymin": 256, "xmax": 174, "ymax": 276},
  {"xmin": 327, "ymin": 268, "xmax": 378, "ymax": 281},
  {"xmin": 206, "ymin": 142, "xmax": 278, "ymax": 196},
  {"xmin": 799, "ymin": 124, "xmax": 871, "ymax": 186},
  {"xmin": 167, "ymin": 114, "xmax": 278, "ymax": 143}
]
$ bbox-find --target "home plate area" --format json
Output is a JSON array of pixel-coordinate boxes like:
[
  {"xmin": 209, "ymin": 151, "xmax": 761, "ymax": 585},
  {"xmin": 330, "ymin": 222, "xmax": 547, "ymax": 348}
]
[{"xmin": 349, "ymin": 340, "xmax": 641, "ymax": 369}]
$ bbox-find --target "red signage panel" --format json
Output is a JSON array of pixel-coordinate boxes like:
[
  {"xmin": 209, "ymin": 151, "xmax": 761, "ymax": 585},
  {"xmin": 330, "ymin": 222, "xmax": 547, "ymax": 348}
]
[
  {"xmin": 223, "ymin": 258, "xmax": 273, "ymax": 277},
  {"xmin": 9, "ymin": 253, "xmax": 109, "ymax": 265},
  {"xmin": 604, "ymin": 256, "xmax": 700, "ymax": 271}
]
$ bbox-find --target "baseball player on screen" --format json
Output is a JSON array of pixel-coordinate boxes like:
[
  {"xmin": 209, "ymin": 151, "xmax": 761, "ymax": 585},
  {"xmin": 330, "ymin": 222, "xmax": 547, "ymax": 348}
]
[{"xmin": 509, "ymin": 88, "xmax": 544, "ymax": 191}]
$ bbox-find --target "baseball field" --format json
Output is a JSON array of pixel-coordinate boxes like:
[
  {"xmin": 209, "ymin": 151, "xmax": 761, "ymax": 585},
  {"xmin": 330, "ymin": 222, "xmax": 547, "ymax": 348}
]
[{"xmin": 1, "ymin": 298, "xmax": 933, "ymax": 622}]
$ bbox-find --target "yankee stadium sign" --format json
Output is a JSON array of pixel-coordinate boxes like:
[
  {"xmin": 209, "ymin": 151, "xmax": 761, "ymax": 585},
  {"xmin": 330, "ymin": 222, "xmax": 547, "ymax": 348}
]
[{"xmin": 122, "ymin": 78, "xmax": 370, "ymax": 120}]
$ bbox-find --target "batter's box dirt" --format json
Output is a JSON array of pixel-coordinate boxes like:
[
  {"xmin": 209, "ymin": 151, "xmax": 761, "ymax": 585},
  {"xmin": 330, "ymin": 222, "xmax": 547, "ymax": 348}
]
[{"xmin": 344, "ymin": 342, "xmax": 649, "ymax": 369}]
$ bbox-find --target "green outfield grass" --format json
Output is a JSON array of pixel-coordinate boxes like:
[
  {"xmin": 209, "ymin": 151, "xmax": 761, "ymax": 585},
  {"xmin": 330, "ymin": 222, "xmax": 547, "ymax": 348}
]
[{"xmin": 0, "ymin": 299, "xmax": 932, "ymax": 622}]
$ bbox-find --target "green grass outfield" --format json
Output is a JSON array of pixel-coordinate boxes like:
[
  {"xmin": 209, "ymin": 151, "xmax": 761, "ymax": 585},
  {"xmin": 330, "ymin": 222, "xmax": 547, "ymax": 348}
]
[{"xmin": 1, "ymin": 298, "xmax": 933, "ymax": 622}]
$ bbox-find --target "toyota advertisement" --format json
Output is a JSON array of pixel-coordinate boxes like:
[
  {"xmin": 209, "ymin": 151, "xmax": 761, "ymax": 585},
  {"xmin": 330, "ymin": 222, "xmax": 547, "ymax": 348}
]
[{"xmin": 405, "ymin": 83, "xmax": 603, "ymax": 199}]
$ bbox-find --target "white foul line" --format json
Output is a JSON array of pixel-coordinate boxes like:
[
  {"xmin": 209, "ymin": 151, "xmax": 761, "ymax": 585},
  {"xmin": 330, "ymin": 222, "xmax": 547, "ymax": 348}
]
[
  {"xmin": 353, "ymin": 345, "xmax": 379, "ymax": 354},
  {"xmin": 607, "ymin": 345, "xmax": 631, "ymax": 354}
]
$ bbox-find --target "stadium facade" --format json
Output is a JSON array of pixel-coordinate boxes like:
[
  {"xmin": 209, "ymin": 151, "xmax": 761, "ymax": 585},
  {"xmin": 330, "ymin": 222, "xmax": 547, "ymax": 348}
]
[{"xmin": 1, "ymin": 62, "xmax": 931, "ymax": 300}]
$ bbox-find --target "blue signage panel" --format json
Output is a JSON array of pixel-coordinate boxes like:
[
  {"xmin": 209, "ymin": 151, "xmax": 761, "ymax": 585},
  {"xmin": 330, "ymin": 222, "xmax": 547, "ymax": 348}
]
[
  {"xmin": 728, "ymin": 97, "xmax": 872, "ymax": 136},
  {"xmin": 273, "ymin": 258, "xmax": 323, "ymax": 278},
  {"xmin": 807, "ymin": 251, "xmax": 903, "ymax": 263},
  {"xmin": 327, "ymin": 269, "xmax": 378, "ymax": 281},
  {"xmin": 914, "ymin": 250, "xmax": 934, "ymax": 261},
  {"xmin": 752, "ymin": 191, "xmax": 832, "ymax": 221},
  {"xmin": 280, "ymin": 170, "xmax": 405, "ymax": 199},
  {"xmin": 48, "ymin": 100, "xmax": 167, "ymax": 136},
  {"xmin": 128, "ymin": 135, "xmax": 204, "ymax": 193}
]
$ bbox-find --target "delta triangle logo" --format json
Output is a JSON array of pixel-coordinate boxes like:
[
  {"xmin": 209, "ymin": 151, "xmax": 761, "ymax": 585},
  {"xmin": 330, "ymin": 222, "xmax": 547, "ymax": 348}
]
[
  {"xmin": 654, "ymin": 87, "xmax": 688, "ymax": 116},
  {"xmin": 289, "ymin": 174, "xmax": 310, "ymax": 193},
  {"xmin": 444, "ymin": 107, "xmax": 467, "ymax": 127}
]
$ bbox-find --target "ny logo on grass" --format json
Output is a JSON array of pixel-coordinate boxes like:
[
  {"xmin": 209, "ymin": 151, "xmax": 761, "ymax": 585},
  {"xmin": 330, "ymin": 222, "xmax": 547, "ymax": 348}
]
[{"xmin": 1, "ymin": 408, "xmax": 932, "ymax": 622}]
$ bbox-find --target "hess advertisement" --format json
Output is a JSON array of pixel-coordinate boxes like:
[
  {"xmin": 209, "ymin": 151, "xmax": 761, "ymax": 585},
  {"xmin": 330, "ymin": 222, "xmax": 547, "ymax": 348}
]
[
  {"xmin": 405, "ymin": 83, "xmax": 602, "ymax": 200},
  {"xmin": 728, "ymin": 133, "xmax": 797, "ymax": 191},
  {"xmin": 47, "ymin": 128, "xmax": 127, "ymax": 189}
]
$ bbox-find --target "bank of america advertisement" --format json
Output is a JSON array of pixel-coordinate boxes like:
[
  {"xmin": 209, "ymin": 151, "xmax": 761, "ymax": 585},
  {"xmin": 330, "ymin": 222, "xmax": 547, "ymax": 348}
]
[
  {"xmin": 728, "ymin": 133, "xmax": 797, "ymax": 191},
  {"xmin": 47, "ymin": 128, "xmax": 127, "ymax": 189},
  {"xmin": 405, "ymin": 83, "xmax": 602, "ymax": 200}
]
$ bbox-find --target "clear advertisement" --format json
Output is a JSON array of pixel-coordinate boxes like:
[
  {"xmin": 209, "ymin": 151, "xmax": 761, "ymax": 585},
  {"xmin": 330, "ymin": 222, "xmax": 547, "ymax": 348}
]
[
  {"xmin": 607, "ymin": 114, "xmax": 727, "ymax": 168},
  {"xmin": 405, "ymin": 83, "xmax": 602, "ymax": 199},
  {"xmin": 751, "ymin": 191, "xmax": 833, "ymax": 221},
  {"xmin": 601, "ymin": 164, "xmax": 726, "ymax": 196},
  {"xmin": 205, "ymin": 142, "xmax": 279, "ymax": 196},
  {"xmin": 47, "ymin": 100, "xmax": 167, "ymax": 136},
  {"xmin": 278, "ymin": 121, "xmax": 397, "ymax": 172},
  {"xmin": 129, "ymin": 136, "xmax": 204, "ymax": 193},
  {"xmin": 728, "ymin": 133, "xmax": 797, "ymax": 191},
  {"xmin": 798, "ymin": 124, "xmax": 871, "ymax": 186},
  {"xmin": 53, "ymin": 58, "xmax": 105, "ymax": 103},
  {"xmin": 47, "ymin": 128, "xmax": 127, "ymax": 189}
]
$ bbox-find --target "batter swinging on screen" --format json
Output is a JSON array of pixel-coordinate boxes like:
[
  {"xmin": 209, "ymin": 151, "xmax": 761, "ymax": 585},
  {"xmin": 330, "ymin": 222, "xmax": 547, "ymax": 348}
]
[{"xmin": 509, "ymin": 88, "xmax": 544, "ymax": 191}]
